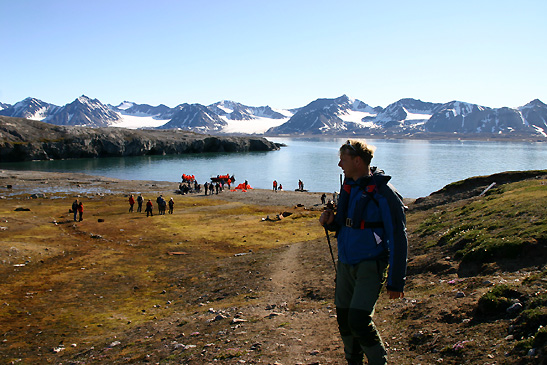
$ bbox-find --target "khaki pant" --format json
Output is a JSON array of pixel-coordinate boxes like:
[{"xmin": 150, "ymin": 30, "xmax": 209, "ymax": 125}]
[{"xmin": 335, "ymin": 259, "xmax": 388, "ymax": 365}]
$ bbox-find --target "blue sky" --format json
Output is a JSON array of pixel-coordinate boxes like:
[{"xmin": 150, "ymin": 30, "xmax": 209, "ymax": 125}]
[{"xmin": 1, "ymin": 0, "xmax": 546, "ymax": 109}]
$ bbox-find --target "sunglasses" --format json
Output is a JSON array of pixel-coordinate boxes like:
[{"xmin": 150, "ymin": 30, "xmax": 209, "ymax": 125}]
[{"xmin": 345, "ymin": 140, "xmax": 358, "ymax": 152}]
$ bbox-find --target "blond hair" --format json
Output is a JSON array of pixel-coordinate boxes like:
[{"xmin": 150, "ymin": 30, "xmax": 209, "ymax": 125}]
[{"xmin": 339, "ymin": 139, "xmax": 376, "ymax": 166}]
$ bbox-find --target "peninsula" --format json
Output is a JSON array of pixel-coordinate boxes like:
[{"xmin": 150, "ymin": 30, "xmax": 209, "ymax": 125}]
[{"xmin": 0, "ymin": 116, "xmax": 280, "ymax": 162}]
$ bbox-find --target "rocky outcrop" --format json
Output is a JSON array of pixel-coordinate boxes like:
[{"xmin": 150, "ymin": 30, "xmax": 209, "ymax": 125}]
[
  {"xmin": 410, "ymin": 169, "xmax": 547, "ymax": 211},
  {"xmin": 0, "ymin": 116, "xmax": 280, "ymax": 162}
]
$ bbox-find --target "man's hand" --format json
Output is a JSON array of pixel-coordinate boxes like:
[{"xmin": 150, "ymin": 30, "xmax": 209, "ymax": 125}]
[
  {"xmin": 319, "ymin": 209, "xmax": 334, "ymax": 226},
  {"xmin": 387, "ymin": 290, "xmax": 404, "ymax": 299}
]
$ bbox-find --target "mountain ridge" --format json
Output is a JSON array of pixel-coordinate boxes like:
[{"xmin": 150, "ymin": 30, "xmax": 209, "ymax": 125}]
[{"xmin": 1, "ymin": 95, "xmax": 546, "ymax": 139}]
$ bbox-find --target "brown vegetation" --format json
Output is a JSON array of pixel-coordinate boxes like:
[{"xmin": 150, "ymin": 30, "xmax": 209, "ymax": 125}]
[{"xmin": 0, "ymin": 170, "xmax": 546, "ymax": 364}]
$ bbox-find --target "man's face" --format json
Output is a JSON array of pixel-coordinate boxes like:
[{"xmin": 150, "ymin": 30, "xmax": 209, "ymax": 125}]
[{"xmin": 338, "ymin": 151, "xmax": 360, "ymax": 179}]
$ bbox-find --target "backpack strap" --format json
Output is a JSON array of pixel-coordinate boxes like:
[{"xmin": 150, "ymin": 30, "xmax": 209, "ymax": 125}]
[
  {"xmin": 338, "ymin": 175, "xmax": 386, "ymax": 230},
  {"xmin": 350, "ymin": 183, "xmax": 384, "ymax": 230}
]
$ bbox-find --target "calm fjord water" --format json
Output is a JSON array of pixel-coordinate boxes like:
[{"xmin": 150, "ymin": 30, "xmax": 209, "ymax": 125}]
[{"xmin": 1, "ymin": 138, "xmax": 546, "ymax": 199}]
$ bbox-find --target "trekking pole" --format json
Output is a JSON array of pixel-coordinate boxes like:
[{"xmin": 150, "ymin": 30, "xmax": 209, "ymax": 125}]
[
  {"xmin": 323, "ymin": 201, "xmax": 337, "ymax": 274},
  {"xmin": 324, "ymin": 225, "xmax": 337, "ymax": 274}
]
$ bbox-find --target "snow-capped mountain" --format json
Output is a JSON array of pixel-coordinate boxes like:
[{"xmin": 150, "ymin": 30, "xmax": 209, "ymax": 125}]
[
  {"xmin": 0, "ymin": 97, "xmax": 59, "ymax": 120},
  {"xmin": 208, "ymin": 100, "xmax": 288, "ymax": 121},
  {"xmin": 112, "ymin": 101, "xmax": 173, "ymax": 118},
  {"xmin": 1, "ymin": 95, "xmax": 546, "ymax": 138},
  {"xmin": 206, "ymin": 100, "xmax": 293, "ymax": 134},
  {"xmin": 267, "ymin": 96, "xmax": 547, "ymax": 138},
  {"xmin": 266, "ymin": 95, "xmax": 378, "ymax": 135},
  {"xmin": 108, "ymin": 101, "xmax": 172, "ymax": 129},
  {"xmin": 158, "ymin": 103, "xmax": 227, "ymax": 132},
  {"xmin": 44, "ymin": 95, "xmax": 122, "ymax": 127},
  {"xmin": 208, "ymin": 100, "xmax": 255, "ymax": 121},
  {"xmin": 518, "ymin": 99, "xmax": 547, "ymax": 135},
  {"xmin": 423, "ymin": 100, "xmax": 547, "ymax": 135},
  {"xmin": 365, "ymin": 98, "xmax": 443, "ymax": 128}
]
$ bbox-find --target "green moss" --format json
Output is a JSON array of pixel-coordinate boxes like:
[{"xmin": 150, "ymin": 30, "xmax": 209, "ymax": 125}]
[
  {"xmin": 513, "ymin": 337, "xmax": 534, "ymax": 353},
  {"xmin": 512, "ymin": 311, "xmax": 547, "ymax": 355},
  {"xmin": 215, "ymin": 348, "xmax": 245, "ymax": 359},
  {"xmin": 534, "ymin": 326, "xmax": 547, "ymax": 349},
  {"xmin": 415, "ymin": 179, "xmax": 547, "ymax": 264},
  {"xmin": 520, "ymin": 307, "xmax": 547, "ymax": 325},
  {"xmin": 459, "ymin": 237, "xmax": 529, "ymax": 263},
  {"xmin": 528, "ymin": 293, "xmax": 547, "ymax": 309},
  {"xmin": 476, "ymin": 284, "xmax": 522, "ymax": 315}
]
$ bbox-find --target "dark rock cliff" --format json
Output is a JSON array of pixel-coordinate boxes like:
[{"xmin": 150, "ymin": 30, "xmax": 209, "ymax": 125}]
[{"xmin": 0, "ymin": 116, "xmax": 279, "ymax": 162}]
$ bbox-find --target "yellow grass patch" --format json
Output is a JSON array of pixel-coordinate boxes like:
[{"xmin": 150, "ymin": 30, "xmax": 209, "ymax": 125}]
[{"xmin": 0, "ymin": 192, "xmax": 323, "ymax": 363}]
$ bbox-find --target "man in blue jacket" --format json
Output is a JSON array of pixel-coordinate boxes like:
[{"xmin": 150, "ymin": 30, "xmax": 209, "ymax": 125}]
[{"xmin": 319, "ymin": 140, "xmax": 408, "ymax": 365}]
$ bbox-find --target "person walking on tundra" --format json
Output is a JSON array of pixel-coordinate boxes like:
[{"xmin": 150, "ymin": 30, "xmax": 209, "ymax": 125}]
[
  {"xmin": 319, "ymin": 140, "xmax": 408, "ymax": 365},
  {"xmin": 77, "ymin": 201, "xmax": 84, "ymax": 222},
  {"xmin": 71, "ymin": 199, "xmax": 79, "ymax": 221},
  {"xmin": 128, "ymin": 194, "xmax": 135, "ymax": 212},
  {"xmin": 145, "ymin": 199, "xmax": 153, "ymax": 217},
  {"xmin": 137, "ymin": 194, "xmax": 144, "ymax": 212}
]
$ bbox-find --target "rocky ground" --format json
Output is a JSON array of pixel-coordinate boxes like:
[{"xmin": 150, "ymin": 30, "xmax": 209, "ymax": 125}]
[{"xmin": 0, "ymin": 169, "xmax": 545, "ymax": 364}]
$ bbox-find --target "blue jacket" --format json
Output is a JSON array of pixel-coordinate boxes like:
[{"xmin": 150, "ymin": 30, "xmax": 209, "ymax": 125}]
[{"xmin": 328, "ymin": 168, "xmax": 408, "ymax": 292}]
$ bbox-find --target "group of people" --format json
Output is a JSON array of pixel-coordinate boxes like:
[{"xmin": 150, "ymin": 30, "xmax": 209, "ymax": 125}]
[
  {"xmin": 272, "ymin": 179, "xmax": 302, "ymax": 192},
  {"xmin": 178, "ymin": 181, "xmax": 200, "ymax": 195},
  {"xmin": 178, "ymin": 175, "xmax": 233, "ymax": 196},
  {"xmin": 128, "ymin": 194, "xmax": 174, "ymax": 217},
  {"xmin": 71, "ymin": 199, "xmax": 84, "ymax": 222},
  {"xmin": 320, "ymin": 192, "xmax": 339, "ymax": 205},
  {"xmin": 128, "ymin": 194, "xmax": 144, "ymax": 213},
  {"xmin": 204, "ymin": 181, "xmax": 223, "ymax": 195},
  {"xmin": 272, "ymin": 180, "xmax": 283, "ymax": 192}
]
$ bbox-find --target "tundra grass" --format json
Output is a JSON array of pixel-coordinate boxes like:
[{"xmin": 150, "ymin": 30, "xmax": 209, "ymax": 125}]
[
  {"xmin": 414, "ymin": 179, "xmax": 547, "ymax": 264},
  {"xmin": 0, "ymin": 193, "xmax": 322, "ymax": 363}
]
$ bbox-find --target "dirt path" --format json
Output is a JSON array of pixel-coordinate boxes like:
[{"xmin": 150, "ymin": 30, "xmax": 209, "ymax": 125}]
[
  {"xmin": 267, "ymin": 242, "xmax": 307, "ymax": 360},
  {"xmin": 233, "ymin": 239, "xmax": 343, "ymax": 364}
]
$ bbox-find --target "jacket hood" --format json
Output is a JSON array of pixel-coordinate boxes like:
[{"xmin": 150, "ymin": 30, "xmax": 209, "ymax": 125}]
[
  {"xmin": 371, "ymin": 166, "xmax": 392, "ymax": 183},
  {"xmin": 344, "ymin": 166, "xmax": 392, "ymax": 188}
]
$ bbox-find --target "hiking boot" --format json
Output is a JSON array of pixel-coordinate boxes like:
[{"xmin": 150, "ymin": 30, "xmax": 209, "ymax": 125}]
[
  {"xmin": 347, "ymin": 360, "xmax": 363, "ymax": 365},
  {"xmin": 363, "ymin": 342, "xmax": 387, "ymax": 365}
]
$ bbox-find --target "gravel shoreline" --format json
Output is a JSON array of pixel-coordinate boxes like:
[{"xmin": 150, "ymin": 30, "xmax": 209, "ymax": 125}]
[{"xmin": 0, "ymin": 169, "xmax": 328, "ymax": 208}]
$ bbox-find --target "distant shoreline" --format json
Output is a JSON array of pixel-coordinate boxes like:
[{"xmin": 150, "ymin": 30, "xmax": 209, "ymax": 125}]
[
  {"xmin": 263, "ymin": 133, "xmax": 546, "ymax": 143},
  {"xmin": 0, "ymin": 169, "xmax": 329, "ymax": 208}
]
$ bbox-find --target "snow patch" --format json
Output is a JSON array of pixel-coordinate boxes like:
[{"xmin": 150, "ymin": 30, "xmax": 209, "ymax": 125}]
[
  {"xmin": 113, "ymin": 114, "xmax": 170, "ymax": 129},
  {"xmin": 27, "ymin": 107, "xmax": 48, "ymax": 121},
  {"xmin": 402, "ymin": 107, "xmax": 432, "ymax": 121},
  {"xmin": 353, "ymin": 120, "xmax": 381, "ymax": 129},
  {"xmin": 220, "ymin": 116, "xmax": 288, "ymax": 134},
  {"xmin": 517, "ymin": 110, "xmax": 529, "ymax": 127},
  {"xmin": 337, "ymin": 109, "xmax": 376, "ymax": 123},
  {"xmin": 116, "ymin": 101, "xmax": 135, "ymax": 110},
  {"xmin": 218, "ymin": 105, "xmax": 234, "ymax": 114},
  {"xmin": 271, "ymin": 108, "xmax": 294, "ymax": 118},
  {"xmin": 532, "ymin": 125, "xmax": 547, "ymax": 137}
]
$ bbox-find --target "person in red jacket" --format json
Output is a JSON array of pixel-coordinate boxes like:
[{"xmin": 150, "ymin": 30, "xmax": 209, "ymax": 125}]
[
  {"xmin": 145, "ymin": 199, "xmax": 153, "ymax": 217},
  {"xmin": 77, "ymin": 202, "xmax": 84, "ymax": 222},
  {"xmin": 128, "ymin": 194, "xmax": 135, "ymax": 212}
]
